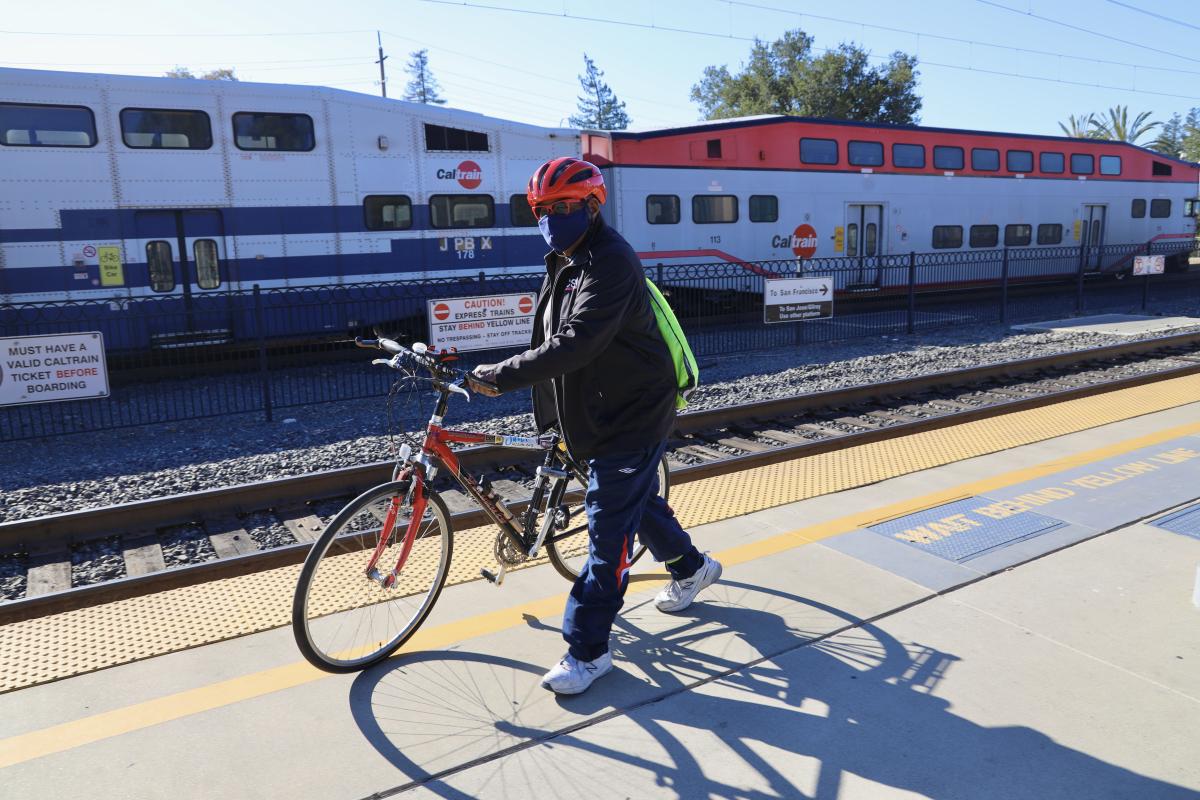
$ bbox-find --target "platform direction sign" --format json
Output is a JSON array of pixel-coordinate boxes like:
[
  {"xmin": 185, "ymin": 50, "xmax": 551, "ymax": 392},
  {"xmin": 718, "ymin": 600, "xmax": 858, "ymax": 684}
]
[
  {"xmin": 763, "ymin": 277, "xmax": 834, "ymax": 323},
  {"xmin": 427, "ymin": 292, "xmax": 536, "ymax": 353},
  {"xmin": 1132, "ymin": 255, "xmax": 1165, "ymax": 276},
  {"xmin": 1, "ymin": 332, "xmax": 109, "ymax": 407}
]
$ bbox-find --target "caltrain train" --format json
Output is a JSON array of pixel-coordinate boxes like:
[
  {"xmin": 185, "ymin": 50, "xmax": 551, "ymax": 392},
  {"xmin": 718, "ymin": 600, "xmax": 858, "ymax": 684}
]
[{"xmin": 1, "ymin": 67, "xmax": 1197, "ymax": 346}]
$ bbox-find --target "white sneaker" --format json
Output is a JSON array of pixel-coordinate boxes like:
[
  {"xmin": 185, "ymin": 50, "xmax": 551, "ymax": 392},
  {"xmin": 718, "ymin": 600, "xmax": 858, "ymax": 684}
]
[
  {"xmin": 655, "ymin": 553, "xmax": 723, "ymax": 613},
  {"xmin": 541, "ymin": 651, "xmax": 613, "ymax": 695}
]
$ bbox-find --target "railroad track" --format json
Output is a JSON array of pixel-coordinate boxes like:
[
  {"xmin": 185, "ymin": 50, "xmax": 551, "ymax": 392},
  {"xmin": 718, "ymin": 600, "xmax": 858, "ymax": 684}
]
[{"xmin": 4, "ymin": 330, "xmax": 1200, "ymax": 622}]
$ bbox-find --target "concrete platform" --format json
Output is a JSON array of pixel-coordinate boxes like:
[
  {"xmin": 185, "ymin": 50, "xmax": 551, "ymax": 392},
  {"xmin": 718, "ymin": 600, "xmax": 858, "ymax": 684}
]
[
  {"xmin": 1013, "ymin": 313, "xmax": 1200, "ymax": 336},
  {"xmin": 2, "ymin": 402, "xmax": 1200, "ymax": 799}
]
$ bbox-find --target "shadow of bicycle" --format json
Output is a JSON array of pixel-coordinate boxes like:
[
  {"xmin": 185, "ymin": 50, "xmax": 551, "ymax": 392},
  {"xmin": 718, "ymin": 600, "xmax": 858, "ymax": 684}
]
[{"xmin": 349, "ymin": 579, "xmax": 1196, "ymax": 799}]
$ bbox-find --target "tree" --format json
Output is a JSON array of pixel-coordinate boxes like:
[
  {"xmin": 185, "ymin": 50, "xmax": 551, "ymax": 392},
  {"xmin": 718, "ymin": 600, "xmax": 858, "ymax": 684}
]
[
  {"xmin": 690, "ymin": 30, "xmax": 921, "ymax": 124},
  {"xmin": 1152, "ymin": 113, "xmax": 1184, "ymax": 157},
  {"xmin": 402, "ymin": 50, "xmax": 445, "ymax": 105},
  {"xmin": 1182, "ymin": 109, "xmax": 1200, "ymax": 162},
  {"xmin": 1089, "ymin": 106, "xmax": 1158, "ymax": 144},
  {"xmin": 569, "ymin": 54, "xmax": 630, "ymax": 130},
  {"xmin": 164, "ymin": 67, "xmax": 238, "ymax": 81},
  {"xmin": 1058, "ymin": 113, "xmax": 1097, "ymax": 139}
]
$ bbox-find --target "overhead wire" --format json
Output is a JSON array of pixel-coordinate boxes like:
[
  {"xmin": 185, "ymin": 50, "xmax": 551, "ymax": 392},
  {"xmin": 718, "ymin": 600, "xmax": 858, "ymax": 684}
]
[{"xmin": 1101, "ymin": 0, "xmax": 1200, "ymax": 33}]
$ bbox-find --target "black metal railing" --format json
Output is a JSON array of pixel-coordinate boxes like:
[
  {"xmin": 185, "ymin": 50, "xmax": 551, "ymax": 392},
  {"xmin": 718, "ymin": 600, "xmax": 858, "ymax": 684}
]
[{"xmin": 2, "ymin": 239, "xmax": 1196, "ymax": 440}]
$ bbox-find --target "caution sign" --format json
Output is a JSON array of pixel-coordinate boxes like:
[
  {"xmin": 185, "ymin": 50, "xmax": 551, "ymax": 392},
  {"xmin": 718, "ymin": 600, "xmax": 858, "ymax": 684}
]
[
  {"xmin": 1132, "ymin": 255, "xmax": 1165, "ymax": 275},
  {"xmin": 1, "ymin": 332, "xmax": 109, "ymax": 407},
  {"xmin": 427, "ymin": 293, "xmax": 536, "ymax": 353},
  {"xmin": 763, "ymin": 277, "xmax": 834, "ymax": 323},
  {"xmin": 97, "ymin": 246, "xmax": 125, "ymax": 287}
]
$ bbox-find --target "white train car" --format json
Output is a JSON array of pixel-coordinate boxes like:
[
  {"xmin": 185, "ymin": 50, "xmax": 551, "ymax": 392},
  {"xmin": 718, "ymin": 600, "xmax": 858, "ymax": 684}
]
[
  {"xmin": 0, "ymin": 67, "xmax": 575, "ymax": 344},
  {"xmin": 584, "ymin": 117, "xmax": 1199, "ymax": 292}
]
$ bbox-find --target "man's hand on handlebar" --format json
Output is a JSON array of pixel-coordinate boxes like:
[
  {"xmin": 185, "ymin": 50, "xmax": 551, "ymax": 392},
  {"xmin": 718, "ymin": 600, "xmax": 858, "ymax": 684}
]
[{"xmin": 468, "ymin": 365, "xmax": 502, "ymax": 397}]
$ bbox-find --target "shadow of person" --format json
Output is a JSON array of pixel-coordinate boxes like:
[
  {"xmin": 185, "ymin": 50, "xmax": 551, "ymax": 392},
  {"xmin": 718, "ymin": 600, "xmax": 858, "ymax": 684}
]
[{"xmin": 349, "ymin": 579, "xmax": 1197, "ymax": 799}]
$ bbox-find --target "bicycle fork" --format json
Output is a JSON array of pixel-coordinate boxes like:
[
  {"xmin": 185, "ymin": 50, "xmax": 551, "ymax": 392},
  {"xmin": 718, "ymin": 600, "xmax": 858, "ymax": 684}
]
[{"xmin": 365, "ymin": 474, "xmax": 425, "ymax": 589}]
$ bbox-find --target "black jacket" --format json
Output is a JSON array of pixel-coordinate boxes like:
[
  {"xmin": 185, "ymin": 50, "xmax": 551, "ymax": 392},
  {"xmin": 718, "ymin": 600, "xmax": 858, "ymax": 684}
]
[{"xmin": 492, "ymin": 216, "xmax": 677, "ymax": 459}]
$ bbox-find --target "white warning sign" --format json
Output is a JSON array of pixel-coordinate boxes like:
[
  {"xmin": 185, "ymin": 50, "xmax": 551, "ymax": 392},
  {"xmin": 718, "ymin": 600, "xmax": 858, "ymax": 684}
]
[
  {"xmin": 1132, "ymin": 255, "xmax": 1165, "ymax": 275},
  {"xmin": 427, "ymin": 292, "xmax": 537, "ymax": 353},
  {"xmin": 763, "ymin": 277, "xmax": 834, "ymax": 323},
  {"xmin": 1, "ymin": 332, "xmax": 109, "ymax": 407}
]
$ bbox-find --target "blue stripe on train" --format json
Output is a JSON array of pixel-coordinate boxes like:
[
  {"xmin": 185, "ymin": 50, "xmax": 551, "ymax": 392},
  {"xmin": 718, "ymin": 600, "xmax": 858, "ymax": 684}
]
[
  {"xmin": 1, "ymin": 235, "xmax": 549, "ymax": 294},
  {"xmin": 0, "ymin": 203, "xmax": 534, "ymax": 245}
]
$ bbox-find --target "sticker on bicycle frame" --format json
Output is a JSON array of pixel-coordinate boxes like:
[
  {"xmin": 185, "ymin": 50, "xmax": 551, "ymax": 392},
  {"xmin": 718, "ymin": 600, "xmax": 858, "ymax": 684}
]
[
  {"xmin": 501, "ymin": 435, "xmax": 543, "ymax": 449},
  {"xmin": 427, "ymin": 293, "xmax": 537, "ymax": 353}
]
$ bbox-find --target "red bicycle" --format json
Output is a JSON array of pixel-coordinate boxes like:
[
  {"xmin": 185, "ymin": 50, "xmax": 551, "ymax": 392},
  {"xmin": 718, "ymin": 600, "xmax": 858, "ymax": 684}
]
[{"xmin": 292, "ymin": 337, "xmax": 668, "ymax": 672}]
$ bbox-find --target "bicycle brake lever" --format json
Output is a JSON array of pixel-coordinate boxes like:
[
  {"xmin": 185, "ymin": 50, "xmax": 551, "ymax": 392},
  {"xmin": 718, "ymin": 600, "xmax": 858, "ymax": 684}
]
[{"xmin": 448, "ymin": 381, "xmax": 470, "ymax": 402}]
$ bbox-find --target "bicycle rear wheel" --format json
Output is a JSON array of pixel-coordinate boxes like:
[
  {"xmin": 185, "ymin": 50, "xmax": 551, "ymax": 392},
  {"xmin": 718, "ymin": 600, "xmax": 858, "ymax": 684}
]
[
  {"xmin": 545, "ymin": 457, "xmax": 668, "ymax": 582},
  {"xmin": 293, "ymin": 480, "xmax": 452, "ymax": 672}
]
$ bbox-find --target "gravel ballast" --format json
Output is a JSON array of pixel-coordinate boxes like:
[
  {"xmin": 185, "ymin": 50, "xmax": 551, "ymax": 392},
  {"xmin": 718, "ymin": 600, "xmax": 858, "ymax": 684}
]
[{"xmin": 2, "ymin": 316, "xmax": 1200, "ymax": 526}]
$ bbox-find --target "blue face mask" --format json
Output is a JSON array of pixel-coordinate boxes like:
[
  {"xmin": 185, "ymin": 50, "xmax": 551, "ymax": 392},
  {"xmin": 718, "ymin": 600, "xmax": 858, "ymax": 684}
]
[{"xmin": 538, "ymin": 205, "xmax": 591, "ymax": 253}]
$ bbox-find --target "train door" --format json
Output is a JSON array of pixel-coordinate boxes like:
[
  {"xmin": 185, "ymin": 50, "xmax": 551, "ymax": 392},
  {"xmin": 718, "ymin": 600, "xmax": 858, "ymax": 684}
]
[
  {"xmin": 134, "ymin": 209, "xmax": 232, "ymax": 346},
  {"xmin": 846, "ymin": 203, "xmax": 885, "ymax": 286},
  {"xmin": 1080, "ymin": 204, "xmax": 1107, "ymax": 271}
]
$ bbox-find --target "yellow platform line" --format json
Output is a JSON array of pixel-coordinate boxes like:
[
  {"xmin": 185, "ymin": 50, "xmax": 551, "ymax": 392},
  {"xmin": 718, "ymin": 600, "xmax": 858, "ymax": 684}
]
[{"xmin": 3, "ymin": 412, "xmax": 1200, "ymax": 770}]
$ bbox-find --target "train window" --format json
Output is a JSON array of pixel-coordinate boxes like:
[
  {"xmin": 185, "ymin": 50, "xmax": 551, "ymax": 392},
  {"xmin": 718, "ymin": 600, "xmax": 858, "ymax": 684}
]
[
  {"xmin": 1004, "ymin": 224, "xmax": 1032, "ymax": 247},
  {"xmin": 193, "ymin": 240, "xmax": 221, "ymax": 290},
  {"xmin": 848, "ymin": 140, "xmax": 883, "ymax": 167},
  {"xmin": 1006, "ymin": 150, "xmax": 1034, "ymax": 173},
  {"xmin": 146, "ymin": 241, "xmax": 175, "ymax": 292},
  {"xmin": 971, "ymin": 148, "xmax": 1000, "ymax": 171},
  {"xmin": 1150, "ymin": 199, "xmax": 1171, "ymax": 218},
  {"xmin": 509, "ymin": 194, "xmax": 537, "ymax": 227},
  {"xmin": 864, "ymin": 223, "xmax": 878, "ymax": 256},
  {"xmin": 120, "ymin": 108, "xmax": 212, "ymax": 150},
  {"xmin": 845, "ymin": 223, "xmax": 858, "ymax": 256},
  {"xmin": 1131, "ymin": 199, "xmax": 1146, "ymax": 218},
  {"xmin": 0, "ymin": 102, "xmax": 96, "ymax": 147},
  {"xmin": 364, "ymin": 195, "xmax": 413, "ymax": 230},
  {"xmin": 799, "ymin": 138, "xmax": 838, "ymax": 165},
  {"xmin": 429, "ymin": 194, "xmax": 495, "ymax": 229},
  {"xmin": 646, "ymin": 195, "xmax": 680, "ymax": 224},
  {"xmin": 1099, "ymin": 155, "xmax": 1121, "ymax": 175},
  {"xmin": 707, "ymin": 138, "xmax": 722, "ymax": 159},
  {"xmin": 932, "ymin": 225, "xmax": 963, "ymax": 249},
  {"xmin": 424, "ymin": 123, "xmax": 489, "ymax": 152},
  {"xmin": 892, "ymin": 143, "xmax": 925, "ymax": 168},
  {"xmin": 969, "ymin": 225, "xmax": 999, "ymax": 248},
  {"xmin": 1040, "ymin": 152, "xmax": 1065, "ymax": 174},
  {"xmin": 232, "ymin": 112, "xmax": 315, "ymax": 151},
  {"xmin": 749, "ymin": 195, "xmax": 778, "ymax": 223},
  {"xmin": 933, "ymin": 146, "xmax": 963, "ymax": 171},
  {"xmin": 1152, "ymin": 161, "xmax": 1173, "ymax": 176},
  {"xmin": 1037, "ymin": 223, "xmax": 1063, "ymax": 245},
  {"xmin": 692, "ymin": 195, "xmax": 738, "ymax": 223},
  {"xmin": 1070, "ymin": 154, "xmax": 1094, "ymax": 174},
  {"xmin": 1186, "ymin": 199, "xmax": 1199, "ymax": 217}
]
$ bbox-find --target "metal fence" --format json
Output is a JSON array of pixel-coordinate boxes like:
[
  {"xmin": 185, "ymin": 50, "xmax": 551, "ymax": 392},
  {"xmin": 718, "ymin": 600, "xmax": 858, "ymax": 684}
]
[{"xmin": 2, "ymin": 239, "xmax": 1196, "ymax": 441}]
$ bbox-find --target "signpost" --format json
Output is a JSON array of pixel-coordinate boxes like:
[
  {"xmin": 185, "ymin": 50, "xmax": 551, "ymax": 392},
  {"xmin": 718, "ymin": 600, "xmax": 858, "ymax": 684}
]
[
  {"xmin": 427, "ymin": 292, "xmax": 536, "ymax": 353},
  {"xmin": 0, "ymin": 332, "xmax": 109, "ymax": 407},
  {"xmin": 763, "ymin": 277, "xmax": 834, "ymax": 323}
]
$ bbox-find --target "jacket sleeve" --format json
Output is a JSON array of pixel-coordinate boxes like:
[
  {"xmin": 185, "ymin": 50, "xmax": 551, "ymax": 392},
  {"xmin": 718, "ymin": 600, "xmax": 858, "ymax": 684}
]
[{"xmin": 492, "ymin": 256, "xmax": 637, "ymax": 392}]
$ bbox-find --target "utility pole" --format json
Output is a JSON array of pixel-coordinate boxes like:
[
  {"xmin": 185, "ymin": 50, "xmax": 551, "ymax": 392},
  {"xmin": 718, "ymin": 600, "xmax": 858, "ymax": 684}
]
[{"xmin": 375, "ymin": 30, "xmax": 388, "ymax": 98}]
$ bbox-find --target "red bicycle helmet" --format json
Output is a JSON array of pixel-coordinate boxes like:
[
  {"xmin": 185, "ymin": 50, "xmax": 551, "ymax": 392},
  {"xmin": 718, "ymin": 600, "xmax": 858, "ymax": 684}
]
[{"xmin": 526, "ymin": 157, "xmax": 607, "ymax": 208}]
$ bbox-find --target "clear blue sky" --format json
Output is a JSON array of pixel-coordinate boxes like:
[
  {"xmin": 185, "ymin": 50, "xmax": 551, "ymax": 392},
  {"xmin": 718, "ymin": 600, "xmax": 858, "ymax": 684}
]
[{"xmin": 3, "ymin": 0, "xmax": 1198, "ymax": 138}]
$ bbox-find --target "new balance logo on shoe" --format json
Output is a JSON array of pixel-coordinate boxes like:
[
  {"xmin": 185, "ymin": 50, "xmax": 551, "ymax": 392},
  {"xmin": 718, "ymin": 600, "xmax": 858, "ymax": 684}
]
[{"xmin": 618, "ymin": 467, "xmax": 636, "ymax": 474}]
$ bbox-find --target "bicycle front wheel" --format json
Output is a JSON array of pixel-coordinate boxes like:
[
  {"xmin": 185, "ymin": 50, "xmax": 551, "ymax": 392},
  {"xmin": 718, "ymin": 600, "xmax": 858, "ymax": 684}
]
[
  {"xmin": 545, "ymin": 456, "xmax": 668, "ymax": 582},
  {"xmin": 293, "ymin": 481, "xmax": 452, "ymax": 672}
]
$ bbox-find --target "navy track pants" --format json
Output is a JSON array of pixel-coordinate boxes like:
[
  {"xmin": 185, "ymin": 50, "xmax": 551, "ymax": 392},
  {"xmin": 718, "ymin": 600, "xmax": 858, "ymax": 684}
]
[{"xmin": 562, "ymin": 440, "xmax": 704, "ymax": 662}]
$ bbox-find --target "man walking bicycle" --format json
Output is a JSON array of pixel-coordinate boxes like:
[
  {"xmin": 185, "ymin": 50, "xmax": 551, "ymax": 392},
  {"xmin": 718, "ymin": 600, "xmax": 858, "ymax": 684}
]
[{"xmin": 469, "ymin": 157, "xmax": 722, "ymax": 695}]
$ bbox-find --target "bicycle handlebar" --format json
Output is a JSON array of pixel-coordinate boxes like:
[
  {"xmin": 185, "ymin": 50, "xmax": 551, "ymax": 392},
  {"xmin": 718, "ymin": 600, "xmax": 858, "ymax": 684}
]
[{"xmin": 355, "ymin": 336, "xmax": 485, "ymax": 399}]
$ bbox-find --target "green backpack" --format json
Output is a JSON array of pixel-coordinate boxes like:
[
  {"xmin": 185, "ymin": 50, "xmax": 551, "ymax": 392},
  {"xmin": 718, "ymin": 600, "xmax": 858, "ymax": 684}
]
[{"xmin": 644, "ymin": 278, "xmax": 699, "ymax": 410}]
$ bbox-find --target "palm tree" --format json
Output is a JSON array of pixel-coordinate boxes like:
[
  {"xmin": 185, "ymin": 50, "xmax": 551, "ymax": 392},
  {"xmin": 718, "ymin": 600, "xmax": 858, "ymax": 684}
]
[
  {"xmin": 1090, "ymin": 106, "xmax": 1159, "ymax": 144},
  {"xmin": 1058, "ymin": 113, "xmax": 1096, "ymax": 138}
]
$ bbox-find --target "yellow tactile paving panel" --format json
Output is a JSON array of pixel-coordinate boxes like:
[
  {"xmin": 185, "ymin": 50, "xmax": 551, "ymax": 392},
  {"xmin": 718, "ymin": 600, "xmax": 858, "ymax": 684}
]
[{"xmin": 4, "ymin": 373, "xmax": 1200, "ymax": 693}]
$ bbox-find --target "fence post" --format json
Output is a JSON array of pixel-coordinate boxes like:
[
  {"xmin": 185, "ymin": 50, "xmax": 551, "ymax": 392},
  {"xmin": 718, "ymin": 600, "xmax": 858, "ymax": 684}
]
[
  {"xmin": 253, "ymin": 284, "xmax": 273, "ymax": 423},
  {"xmin": 657, "ymin": 262, "xmax": 664, "ymax": 285},
  {"xmin": 906, "ymin": 251, "xmax": 916, "ymax": 334},
  {"xmin": 1000, "ymin": 246, "xmax": 1010, "ymax": 324},
  {"xmin": 1141, "ymin": 240, "xmax": 1152, "ymax": 311},
  {"xmin": 1075, "ymin": 243, "xmax": 1087, "ymax": 315}
]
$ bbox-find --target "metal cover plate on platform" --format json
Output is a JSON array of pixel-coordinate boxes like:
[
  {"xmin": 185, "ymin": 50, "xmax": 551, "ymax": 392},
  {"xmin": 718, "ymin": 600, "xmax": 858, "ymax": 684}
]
[
  {"xmin": 869, "ymin": 497, "xmax": 1066, "ymax": 563},
  {"xmin": 1013, "ymin": 314, "xmax": 1200, "ymax": 336},
  {"xmin": 1149, "ymin": 503, "xmax": 1200, "ymax": 540}
]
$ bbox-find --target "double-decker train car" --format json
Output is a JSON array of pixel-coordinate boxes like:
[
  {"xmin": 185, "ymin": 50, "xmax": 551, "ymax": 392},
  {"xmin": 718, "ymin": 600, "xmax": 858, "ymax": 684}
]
[
  {"xmin": 0, "ymin": 67, "xmax": 570, "ymax": 346},
  {"xmin": 584, "ymin": 117, "xmax": 1199, "ymax": 291}
]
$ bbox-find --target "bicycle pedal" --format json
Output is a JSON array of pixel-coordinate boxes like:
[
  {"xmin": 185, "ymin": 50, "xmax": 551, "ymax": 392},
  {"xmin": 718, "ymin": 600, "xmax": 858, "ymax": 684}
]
[{"xmin": 480, "ymin": 565, "xmax": 507, "ymax": 586}]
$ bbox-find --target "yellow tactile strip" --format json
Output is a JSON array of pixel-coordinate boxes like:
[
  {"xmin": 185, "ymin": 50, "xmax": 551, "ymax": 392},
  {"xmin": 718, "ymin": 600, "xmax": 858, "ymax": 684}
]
[{"xmin": 3, "ymin": 373, "xmax": 1200, "ymax": 693}]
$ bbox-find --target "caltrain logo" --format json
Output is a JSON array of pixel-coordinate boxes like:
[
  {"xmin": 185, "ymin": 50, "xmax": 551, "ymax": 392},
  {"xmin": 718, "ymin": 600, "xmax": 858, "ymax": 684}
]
[
  {"xmin": 436, "ymin": 161, "xmax": 483, "ymax": 190},
  {"xmin": 771, "ymin": 224, "xmax": 819, "ymax": 258}
]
